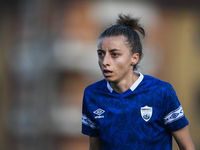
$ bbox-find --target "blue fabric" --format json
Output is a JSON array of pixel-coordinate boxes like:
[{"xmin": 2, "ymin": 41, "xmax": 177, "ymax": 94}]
[{"xmin": 82, "ymin": 74, "xmax": 188, "ymax": 150}]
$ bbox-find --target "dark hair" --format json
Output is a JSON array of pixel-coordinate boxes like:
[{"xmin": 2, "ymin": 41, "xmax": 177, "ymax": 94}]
[{"xmin": 99, "ymin": 14, "xmax": 146, "ymax": 70}]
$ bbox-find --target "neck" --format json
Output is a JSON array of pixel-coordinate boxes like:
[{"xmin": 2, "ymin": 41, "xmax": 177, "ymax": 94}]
[{"xmin": 110, "ymin": 72, "xmax": 139, "ymax": 93}]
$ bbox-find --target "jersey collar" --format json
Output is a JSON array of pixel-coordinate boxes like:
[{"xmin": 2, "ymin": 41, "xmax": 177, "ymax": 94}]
[{"xmin": 107, "ymin": 71, "xmax": 144, "ymax": 93}]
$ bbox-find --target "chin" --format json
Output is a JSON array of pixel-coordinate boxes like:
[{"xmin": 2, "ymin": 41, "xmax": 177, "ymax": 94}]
[
  {"xmin": 104, "ymin": 77, "xmax": 112, "ymax": 82},
  {"xmin": 105, "ymin": 77, "xmax": 118, "ymax": 83}
]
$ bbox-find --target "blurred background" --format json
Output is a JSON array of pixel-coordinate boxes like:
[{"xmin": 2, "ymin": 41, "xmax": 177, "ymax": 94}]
[{"xmin": 0, "ymin": 0, "xmax": 200, "ymax": 149}]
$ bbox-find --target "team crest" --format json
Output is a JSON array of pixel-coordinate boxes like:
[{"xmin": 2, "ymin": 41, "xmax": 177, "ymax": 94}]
[{"xmin": 140, "ymin": 106, "xmax": 153, "ymax": 122}]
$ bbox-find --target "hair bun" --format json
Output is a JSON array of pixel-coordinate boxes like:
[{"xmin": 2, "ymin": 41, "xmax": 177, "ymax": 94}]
[{"xmin": 116, "ymin": 14, "xmax": 145, "ymax": 37}]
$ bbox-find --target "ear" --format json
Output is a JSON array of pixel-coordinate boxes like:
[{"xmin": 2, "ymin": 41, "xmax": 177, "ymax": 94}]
[{"xmin": 131, "ymin": 53, "xmax": 139, "ymax": 66}]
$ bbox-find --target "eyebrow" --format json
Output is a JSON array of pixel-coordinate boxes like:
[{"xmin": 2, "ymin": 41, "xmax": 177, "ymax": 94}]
[{"xmin": 97, "ymin": 49, "xmax": 121, "ymax": 52}]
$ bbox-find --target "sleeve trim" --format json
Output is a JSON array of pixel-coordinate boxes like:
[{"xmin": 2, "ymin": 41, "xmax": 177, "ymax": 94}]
[
  {"xmin": 164, "ymin": 105, "xmax": 185, "ymax": 125},
  {"xmin": 82, "ymin": 114, "xmax": 97, "ymax": 129}
]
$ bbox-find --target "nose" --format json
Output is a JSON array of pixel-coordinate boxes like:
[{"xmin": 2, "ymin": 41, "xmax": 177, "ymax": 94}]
[{"xmin": 102, "ymin": 54, "xmax": 111, "ymax": 67}]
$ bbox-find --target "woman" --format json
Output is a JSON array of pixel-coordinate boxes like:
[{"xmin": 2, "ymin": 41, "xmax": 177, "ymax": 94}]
[{"xmin": 82, "ymin": 14, "xmax": 195, "ymax": 150}]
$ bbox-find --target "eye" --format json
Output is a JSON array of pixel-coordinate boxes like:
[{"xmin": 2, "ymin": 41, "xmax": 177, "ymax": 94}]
[
  {"xmin": 97, "ymin": 51, "xmax": 105, "ymax": 58},
  {"xmin": 112, "ymin": 53, "xmax": 119, "ymax": 57}
]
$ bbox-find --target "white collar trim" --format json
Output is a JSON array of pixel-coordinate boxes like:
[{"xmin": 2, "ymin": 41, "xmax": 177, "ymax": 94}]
[{"xmin": 107, "ymin": 71, "xmax": 144, "ymax": 93}]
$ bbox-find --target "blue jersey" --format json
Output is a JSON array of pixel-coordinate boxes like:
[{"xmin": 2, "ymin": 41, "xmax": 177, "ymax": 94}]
[{"xmin": 82, "ymin": 72, "xmax": 188, "ymax": 150}]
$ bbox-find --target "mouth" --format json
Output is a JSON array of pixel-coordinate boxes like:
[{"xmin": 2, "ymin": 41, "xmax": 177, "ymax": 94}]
[{"xmin": 103, "ymin": 69, "xmax": 113, "ymax": 77}]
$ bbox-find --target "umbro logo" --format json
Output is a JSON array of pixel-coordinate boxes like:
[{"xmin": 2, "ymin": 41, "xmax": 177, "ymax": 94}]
[{"xmin": 93, "ymin": 108, "xmax": 105, "ymax": 119}]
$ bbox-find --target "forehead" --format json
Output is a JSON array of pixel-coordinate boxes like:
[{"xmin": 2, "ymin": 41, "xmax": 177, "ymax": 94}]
[{"xmin": 98, "ymin": 35, "xmax": 128, "ymax": 48}]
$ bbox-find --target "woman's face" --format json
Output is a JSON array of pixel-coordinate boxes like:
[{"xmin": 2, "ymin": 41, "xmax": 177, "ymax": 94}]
[{"xmin": 97, "ymin": 35, "xmax": 139, "ymax": 84}]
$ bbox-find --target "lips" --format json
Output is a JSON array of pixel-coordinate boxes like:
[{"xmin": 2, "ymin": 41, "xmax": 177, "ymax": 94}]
[{"xmin": 103, "ymin": 69, "xmax": 112, "ymax": 77}]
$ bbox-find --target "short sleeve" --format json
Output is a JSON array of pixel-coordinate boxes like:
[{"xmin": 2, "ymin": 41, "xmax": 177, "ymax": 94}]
[
  {"xmin": 82, "ymin": 88, "xmax": 100, "ymax": 137},
  {"xmin": 163, "ymin": 83, "xmax": 189, "ymax": 132}
]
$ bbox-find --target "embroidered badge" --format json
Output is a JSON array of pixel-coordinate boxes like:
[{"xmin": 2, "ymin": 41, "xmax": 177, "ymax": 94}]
[
  {"xmin": 140, "ymin": 106, "xmax": 153, "ymax": 122},
  {"xmin": 93, "ymin": 108, "xmax": 105, "ymax": 119}
]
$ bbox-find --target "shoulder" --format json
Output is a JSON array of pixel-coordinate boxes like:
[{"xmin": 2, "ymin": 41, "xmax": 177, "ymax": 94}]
[
  {"xmin": 84, "ymin": 79, "xmax": 107, "ymax": 94},
  {"xmin": 142, "ymin": 74, "xmax": 173, "ymax": 90},
  {"xmin": 83, "ymin": 79, "xmax": 108, "ymax": 104}
]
